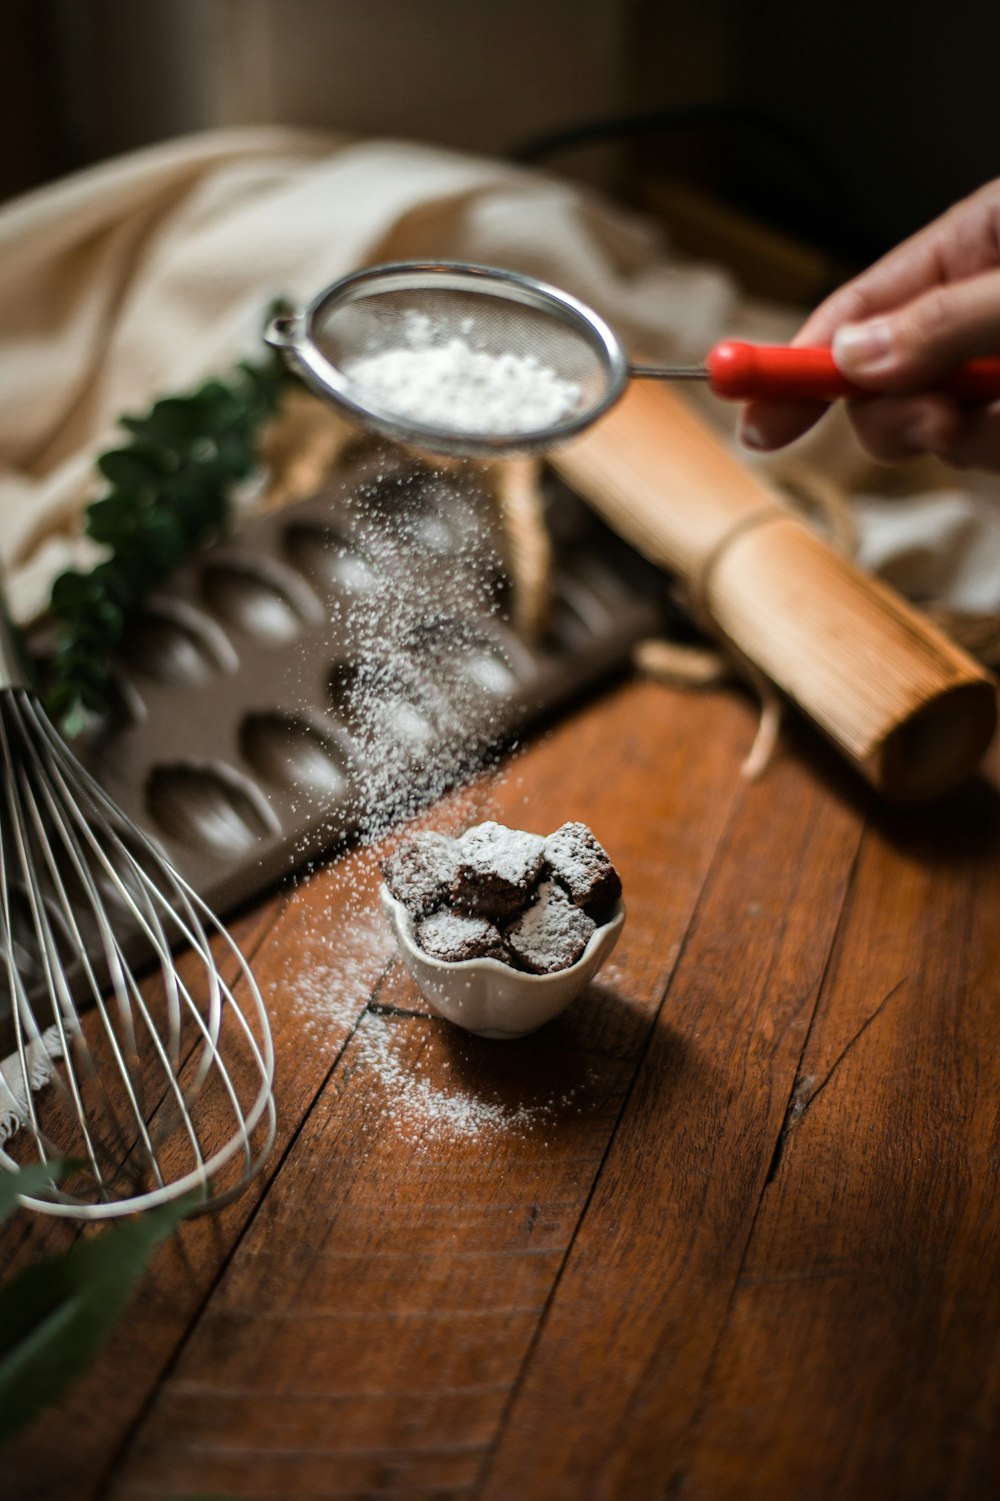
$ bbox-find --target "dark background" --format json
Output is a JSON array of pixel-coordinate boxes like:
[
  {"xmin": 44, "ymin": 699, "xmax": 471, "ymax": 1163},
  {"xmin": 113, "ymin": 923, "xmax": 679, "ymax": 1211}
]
[{"xmin": 1, "ymin": 0, "xmax": 998, "ymax": 277}]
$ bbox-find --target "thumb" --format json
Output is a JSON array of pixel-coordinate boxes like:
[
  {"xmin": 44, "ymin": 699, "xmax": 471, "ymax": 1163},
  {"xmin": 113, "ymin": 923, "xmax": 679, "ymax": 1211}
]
[{"xmin": 832, "ymin": 268, "xmax": 1000, "ymax": 390}]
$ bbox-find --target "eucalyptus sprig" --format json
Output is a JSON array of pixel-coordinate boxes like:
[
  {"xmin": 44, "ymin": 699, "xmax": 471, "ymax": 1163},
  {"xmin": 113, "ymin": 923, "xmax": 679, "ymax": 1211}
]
[
  {"xmin": 42, "ymin": 346, "xmax": 292, "ymax": 738},
  {"xmin": 0, "ymin": 1164, "xmax": 197, "ymax": 1443}
]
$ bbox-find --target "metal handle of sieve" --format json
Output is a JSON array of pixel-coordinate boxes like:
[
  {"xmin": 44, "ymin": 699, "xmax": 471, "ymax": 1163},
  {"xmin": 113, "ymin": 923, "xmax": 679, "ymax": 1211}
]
[{"xmin": 263, "ymin": 314, "xmax": 302, "ymax": 352}]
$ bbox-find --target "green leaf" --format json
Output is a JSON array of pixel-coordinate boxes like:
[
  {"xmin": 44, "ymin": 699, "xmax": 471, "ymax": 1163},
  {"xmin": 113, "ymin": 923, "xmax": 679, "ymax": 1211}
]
[
  {"xmin": 90, "ymin": 560, "xmax": 140, "ymax": 613},
  {"xmin": 132, "ymin": 508, "xmax": 186, "ymax": 576},
  {"xmin": 215, "ymin": 433, "xmax": 255, "ymax": 478},
  {"xmin": 56, "ymin": 701, "xmax": 89, "ymax": 740},
  {"xmin": 84, "ymin": 491, "xmax": 151, "ymax": 547},
  {"xmin": 49, "ymin": 570, "xmax": 102, "ymax": 619},
  {"xmin": 150, "ymin": 395, "xmax": 204, "ymax": 431},
  {"xmin": 238, "ymin": 359, "xmax": 284, "ymax": 415},
  {"xmin": 49, "ymin": 656, "xmax": 110, "ymax": 697},
  {"xmin": 39, "ymin": 337, "xmax": 298, "ymax": 734},
  {"xmin": 165, "ymin": 476, "xmax": 214, "ymax": 537},
  {"xmin": 0, "ymin": 1162, "xmax": 76, "ymax": 1225},
  {"xmin": 193, "ymin": 379, "xmax": 233, "ymax": 411},
  {"xmin": 123, "ymin": 395, "xmax": 204, "ymax": 443},
  {"xmin": 76, "ymin": 596, "xmax": 123, "ymax": 645},
  {"xmin": 79, "ymin": 677, "xmax": 114, "ymax": 713},
  {"xmin": 97, "ymin": 446, "xmax": 173, "ymax": 490},
  {"xmin": 0, "ymin": 1193, "xmax": 197, "ymax": 1441}
]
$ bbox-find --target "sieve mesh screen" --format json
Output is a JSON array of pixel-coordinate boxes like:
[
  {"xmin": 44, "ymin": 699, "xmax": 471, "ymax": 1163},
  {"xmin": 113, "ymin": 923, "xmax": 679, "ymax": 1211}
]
[{"xmin": 291, "ymin": 266, "xmax": 624, "ymax": 456}]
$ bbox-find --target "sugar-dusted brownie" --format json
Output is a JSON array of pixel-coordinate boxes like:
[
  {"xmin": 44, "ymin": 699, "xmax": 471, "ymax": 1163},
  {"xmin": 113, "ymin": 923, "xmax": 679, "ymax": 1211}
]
[
  {"xmin": 504, "ymin": 880, "xmax": 596, "ymax": 975},
  {"xmin": 416, "ymin": 908, "xmax": 507, "ymax": 963},
  {"xmin": 544, "ymin": 821, "xmax": 622, "ymax": 918},
  {"xmin": 451, "ymin": 821, "xmax": 547, "ymax": 921},
  {"xmin": 381, "ymin": 831, "xmax": 460, "ymax": 917}
]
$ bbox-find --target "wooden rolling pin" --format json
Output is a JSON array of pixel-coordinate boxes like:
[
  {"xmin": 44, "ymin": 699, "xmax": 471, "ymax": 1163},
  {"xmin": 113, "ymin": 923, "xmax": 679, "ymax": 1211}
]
[{"xmin": 551, "ymin": 380, "xmax": 997, "ymax": 802}]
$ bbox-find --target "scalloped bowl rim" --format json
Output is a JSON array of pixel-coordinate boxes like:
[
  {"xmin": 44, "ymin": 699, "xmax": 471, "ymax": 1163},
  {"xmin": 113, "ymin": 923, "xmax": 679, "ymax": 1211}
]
[{"xmin": 379, "ymin": 882, "xmax": 626, "ymax": 1038}]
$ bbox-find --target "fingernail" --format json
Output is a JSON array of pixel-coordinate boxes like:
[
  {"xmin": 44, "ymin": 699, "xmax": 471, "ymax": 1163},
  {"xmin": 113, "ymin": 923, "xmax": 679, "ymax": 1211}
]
[
  {"xmin": 833, "ymin": 319, "xmax": 894, "ymax": 375},
  {"xmin": 738, "ymin": 419, "xmax": 768, "ymax": 451}
]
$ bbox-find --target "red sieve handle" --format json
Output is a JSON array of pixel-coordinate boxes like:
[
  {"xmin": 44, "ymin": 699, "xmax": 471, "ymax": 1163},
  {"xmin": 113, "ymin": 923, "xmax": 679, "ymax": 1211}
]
[{"xmin": 706, "ymin": 340, "xmax": 1000, "ymax": 403}]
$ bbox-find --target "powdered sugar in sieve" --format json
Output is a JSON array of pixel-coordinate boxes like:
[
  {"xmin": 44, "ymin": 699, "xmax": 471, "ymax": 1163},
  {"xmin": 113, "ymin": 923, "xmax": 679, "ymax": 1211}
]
[{"xmin": 343, "ymin": 311, "xmax": 584, "ymax": 436}]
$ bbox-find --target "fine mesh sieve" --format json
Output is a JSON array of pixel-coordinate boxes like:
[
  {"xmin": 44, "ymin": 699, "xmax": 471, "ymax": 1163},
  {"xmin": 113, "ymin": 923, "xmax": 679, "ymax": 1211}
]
[
  {"xmin": 266, "ymin": 261, "xmax": 1000, "ymax": 461},
  {"xmin": 265, "ymin": 262, "xmax": 631, "ymax": 458}
]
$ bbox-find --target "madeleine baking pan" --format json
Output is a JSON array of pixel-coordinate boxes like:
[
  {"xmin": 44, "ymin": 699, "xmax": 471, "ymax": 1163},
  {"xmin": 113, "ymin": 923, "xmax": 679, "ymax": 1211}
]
[{"xmin": 64, "ymin": 444, "xmax": 669, "ymax": 916}]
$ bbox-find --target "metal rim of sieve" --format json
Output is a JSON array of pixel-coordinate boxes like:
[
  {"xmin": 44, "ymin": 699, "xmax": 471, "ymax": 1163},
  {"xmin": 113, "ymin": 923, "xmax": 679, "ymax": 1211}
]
[{"xmin": 264, "ymin": 261, "xmax": 631, "ymax": 459}]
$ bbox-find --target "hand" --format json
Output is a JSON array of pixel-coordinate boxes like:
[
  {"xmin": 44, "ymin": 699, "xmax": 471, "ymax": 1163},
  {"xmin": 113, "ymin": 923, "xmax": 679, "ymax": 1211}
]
[{"xmin": 739, "ymin": 179, "xmax": 1000, "ymax": 471}]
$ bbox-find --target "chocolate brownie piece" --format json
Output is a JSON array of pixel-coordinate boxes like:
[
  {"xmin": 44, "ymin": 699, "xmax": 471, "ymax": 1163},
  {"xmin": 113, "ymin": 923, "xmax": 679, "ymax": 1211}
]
[
  {"xmin": 381, "ymin": 831, "xmax": 460, "ymax": 917},
  {"xmin": 504, "ymin": 880, "xmax": 596, "ymax": 975},
  {"xmin": 544, "ymin": 821, "xmax": 622, "ymax": 918},
  {"xmin": 416, "ymin": 909, "xmax": 507, "ymax": 963},
  {"xmin": 451, "ymin": 821, "xmax": 547, "ymax": 921}
]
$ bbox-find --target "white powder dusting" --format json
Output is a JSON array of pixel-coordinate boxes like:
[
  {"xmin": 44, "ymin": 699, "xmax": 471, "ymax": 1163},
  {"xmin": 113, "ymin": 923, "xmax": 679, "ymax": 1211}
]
[
  {"xmin": 415, "ymin": 907, "xmax": 505, "ymax": 963},
  {"xmin": 284, "ymin": 451, "xmax": 601, "ymax": 1147},
  {"xmin": 280, "ymin": 454, "xmax": 513, "ymax": 864},
  {"xmin": 322, "ymin": 461, "xmax": 515, "ymax": 846},
  {"xmin": 290, "ymin": 907, "xmax": 396, "ymax": 1041},
  {"xmin": 290, "ymin": 878, "xmax": 601, "ymax": 1149},
  {"xmin": 344, "ymin": 312, "xmax": 583, "ymax": 436},
  {"xmin": 353, "ymin": 1013, "xmax": 542, "ymax": 1143},
  {"xmin": 348, "ymin": 1010, "xmax": 595, "ymax": 1148},
  {"xmin": 505, "ymin": 879, "xmax": 594, "ymax": 974},
  {"xmin": 456, "ymin": 820, "xmax": 546, "ymax": 889}
]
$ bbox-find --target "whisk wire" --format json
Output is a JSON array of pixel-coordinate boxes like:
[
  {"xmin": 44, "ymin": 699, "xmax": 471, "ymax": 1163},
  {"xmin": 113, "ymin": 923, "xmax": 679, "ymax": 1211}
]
[
  {"xmin": 20, "ymin": 716, "xmax": 169, "ymax": 1183},
  {"xmin": 0, "ymin": 706, "xmax": 84, "ymax": 1152},
  {"xmin": 0, "ymin": 686, "xmax": 276, "ymax": 1219},
  {"xmin": 39, "ymin": 711, "xmax": 271, "ymax": 1153}
]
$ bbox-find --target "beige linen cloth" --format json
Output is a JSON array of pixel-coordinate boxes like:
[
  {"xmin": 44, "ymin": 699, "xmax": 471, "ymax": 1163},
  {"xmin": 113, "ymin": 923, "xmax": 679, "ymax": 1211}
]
[{"xmin": 2, "ymin": 124, "xmax": 999, "ymax": 626}]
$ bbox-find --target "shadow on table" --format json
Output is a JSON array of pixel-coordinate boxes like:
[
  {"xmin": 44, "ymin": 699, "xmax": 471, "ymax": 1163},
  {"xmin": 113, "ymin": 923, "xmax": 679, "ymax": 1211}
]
[
  {"xmin": 781, "ymin": 712, "xmax": 1000, "ymax": 869},
  {"xmin": 427, "ymin": 976, "xmax": 690, "ymax": 1137}
]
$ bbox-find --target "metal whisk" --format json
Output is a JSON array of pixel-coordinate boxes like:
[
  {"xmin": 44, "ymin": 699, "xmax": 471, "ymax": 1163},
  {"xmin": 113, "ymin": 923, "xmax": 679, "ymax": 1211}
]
[{"xmin": 0, "ymin": 590, "xmax": 275, "ymax": 1219}]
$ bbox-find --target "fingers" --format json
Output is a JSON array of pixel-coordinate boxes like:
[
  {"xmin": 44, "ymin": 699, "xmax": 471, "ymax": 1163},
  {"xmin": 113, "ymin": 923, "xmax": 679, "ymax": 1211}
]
[
  {"xmin": 734, "ymin": 273, "xmax": 923, "ymax": 452},
  {"xmin": 736, "ymin": 180, "xmax": 1000, "ymax": 456},
  {"xmin": 739, "ymin": 244, "xmax": 1000, "ymax": 454},
  {"xmin": 738, "ymin": 308, "xmax": 853, "ymax": 451},
  {"xmin": 846, "ymin": 392, "xmax": 1000, "ymax": 470},
  {"xmin": 800, "ymin": 183, "xmax": 1000, "ymax": 348},
  {"xmin": 832, "ymin": 267, "xmax": 1000, "ymax": 389},
  {"xmin": 739, "ymin": 395, "xmax": 829, "ymax": 452}
]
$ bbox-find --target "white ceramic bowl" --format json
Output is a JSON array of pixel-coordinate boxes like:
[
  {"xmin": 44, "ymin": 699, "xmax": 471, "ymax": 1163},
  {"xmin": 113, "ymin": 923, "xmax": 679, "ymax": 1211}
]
[{"xmin": 379, "ymin": 883, "xmax": 625, "ymax": 1039}]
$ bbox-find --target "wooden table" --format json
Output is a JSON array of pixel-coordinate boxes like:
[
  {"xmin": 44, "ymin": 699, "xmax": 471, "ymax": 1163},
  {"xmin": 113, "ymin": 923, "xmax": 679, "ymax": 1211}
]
[{"xmin": 2, "ymin": 668, "xmax": 999, "ymax": 1501}]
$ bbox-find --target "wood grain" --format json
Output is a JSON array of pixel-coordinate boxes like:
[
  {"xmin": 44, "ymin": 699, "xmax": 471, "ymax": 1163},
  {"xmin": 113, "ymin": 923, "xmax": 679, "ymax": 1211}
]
[
  {"xmin": 478, "ymin": 724, "xmax": 865, "ymax": 1500},
  {"xmin": 2, "ymin": 672, "xmax": 999, "ymax": 1501},
  {"xmin": 669, "ymin": 751, "xmax": 1000, "ymax": 1501},
  {"xmin": 99, "ymin": 679, "xmax": 755, "ymax": 1500}
]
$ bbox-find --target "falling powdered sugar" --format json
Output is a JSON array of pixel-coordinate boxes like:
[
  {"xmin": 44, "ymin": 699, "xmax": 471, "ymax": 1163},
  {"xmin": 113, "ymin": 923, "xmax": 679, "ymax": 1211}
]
[
  {"xmin": 282, "ymin": 448, "xmax": 579, "ymax": 1146},
  {"xmin": 315, "ymin": 456, "xmax": 516, "ymax": 847}
]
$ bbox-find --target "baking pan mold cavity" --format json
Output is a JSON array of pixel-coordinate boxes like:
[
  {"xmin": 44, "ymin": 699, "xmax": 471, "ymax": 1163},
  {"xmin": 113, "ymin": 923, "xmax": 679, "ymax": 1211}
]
[
  {"xmin": 146, "ymin": 760, "xmax": 281, "ymax": 853},
  {"xmin": 407, "ymin": 508, "xmax": 455, "ymax": 555},
  {"xmin": 121, "ymin": 602, "xmax": 238, "ymax": 684},
  {"xmin": 240, "ymin": 711, "xmax": 353, "ymax": 795},
  {"xmin": 328, "ymin": 661, "xmax": 436, "ymax": 747},
  {"xmin": 283, "ymin": 522, "xmax": 379, "ymax": 596},
  {"xmin": 362, "ymin": 470, "xmax": 465, "ymax": 555},
  {"xmin": 199, "ymin": 557, "xmax": 323, "ymax": 642},
  {"xmin": 403, "ymin": 617, "xmax": 519, "ymax": 697},
  {"xmin": 546, "ymin": 579, "xmax": 607, "ymax": 649}
]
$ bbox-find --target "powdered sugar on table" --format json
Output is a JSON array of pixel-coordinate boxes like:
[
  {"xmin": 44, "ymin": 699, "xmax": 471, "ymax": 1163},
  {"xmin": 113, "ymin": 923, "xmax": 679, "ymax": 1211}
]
[{"xmin": 344, "ymin": 311, "xmax": 583, "ymax": 435}]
